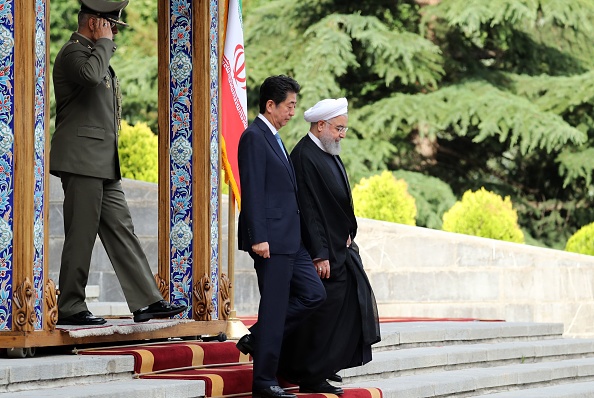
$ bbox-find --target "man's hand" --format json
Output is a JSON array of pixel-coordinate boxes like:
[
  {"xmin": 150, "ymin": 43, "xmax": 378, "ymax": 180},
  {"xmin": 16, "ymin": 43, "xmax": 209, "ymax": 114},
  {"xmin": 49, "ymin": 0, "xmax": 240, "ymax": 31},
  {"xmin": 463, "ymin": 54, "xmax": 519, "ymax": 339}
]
[
  {"xmin": 252, "ymin": 242, "xmax": 270, "ymax": 258},
  {"xmin": 346, "ymin": 235, "xmax": 352, "ymax": 247},
  {"xmin": 314, "ymin": 259, "xmax": 330, "ymax": 279},
  {"xmin": 92, "ymin": 18, "xmax": 114, "ymax": 41}
]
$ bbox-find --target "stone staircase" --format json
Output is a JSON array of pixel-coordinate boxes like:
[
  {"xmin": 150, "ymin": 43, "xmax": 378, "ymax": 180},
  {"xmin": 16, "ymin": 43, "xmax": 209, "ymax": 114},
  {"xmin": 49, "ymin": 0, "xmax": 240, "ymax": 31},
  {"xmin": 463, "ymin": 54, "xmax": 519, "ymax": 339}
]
[
  {"xmin": 342, "ymin": 321, "xmax": 594, "ymax": 397},
  {"xmin": 3, "ymin": 321, "xmax": 594, "ymax": 397},
  {"xmin": 0, "ymin": 353, "xmax": 202, "ymax": 397}
]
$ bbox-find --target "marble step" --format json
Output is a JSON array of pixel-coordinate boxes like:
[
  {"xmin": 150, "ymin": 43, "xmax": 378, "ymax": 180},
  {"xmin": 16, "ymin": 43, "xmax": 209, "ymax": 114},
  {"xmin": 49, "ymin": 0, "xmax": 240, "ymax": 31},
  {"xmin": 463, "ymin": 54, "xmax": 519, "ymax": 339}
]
[
  {"xmin": 0, "ymin": 354, "xmax": 134, "ymax": 392},
  {"xmin": 480, "ymin": 380, "xmax": 594, "ymax": 397},
  {"xmin": 374, "ymin": 321, "xmax": 564, "ymax": 351},
  {"xmin": 0, "ymin": 379, "xmax": 203, "ymax": 398},
  {"xmin": 345, "ymin": 356, "xmax": 594, "ymax": 398},
  {"xmin": 344, "ymin": 338, "xmax": 594, "ymax": 383}
]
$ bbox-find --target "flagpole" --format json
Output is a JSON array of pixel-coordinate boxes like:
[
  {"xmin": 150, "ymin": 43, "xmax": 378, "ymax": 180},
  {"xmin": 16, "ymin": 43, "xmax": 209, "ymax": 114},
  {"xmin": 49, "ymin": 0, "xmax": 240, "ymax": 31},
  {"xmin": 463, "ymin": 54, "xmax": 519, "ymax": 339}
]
[
  {"xmin": 228, "ymin": 189, "xmax": 236, "ymax": 310},
  {"xmin": 226, "ymin": 189, "xmax": 249, "ymax": 339},
  {"xmin": 221, "ymin": 0, "xmax": 249, "ymax": 339}
]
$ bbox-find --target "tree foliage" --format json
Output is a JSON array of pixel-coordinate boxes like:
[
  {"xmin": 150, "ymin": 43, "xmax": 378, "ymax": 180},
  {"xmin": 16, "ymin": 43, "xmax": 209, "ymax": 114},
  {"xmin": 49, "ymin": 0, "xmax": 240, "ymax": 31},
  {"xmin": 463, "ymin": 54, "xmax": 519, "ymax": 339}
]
[
  {"xmin": 243, "ymin": 0, "xmax": 594, "ymax": 248},
  {"xmin": 46, "ymin": 0, "xmax": 594, "ymax": 248},
  {"xmin": 393, "ymin": 170, "xmax": 456, "ymax": 230}
]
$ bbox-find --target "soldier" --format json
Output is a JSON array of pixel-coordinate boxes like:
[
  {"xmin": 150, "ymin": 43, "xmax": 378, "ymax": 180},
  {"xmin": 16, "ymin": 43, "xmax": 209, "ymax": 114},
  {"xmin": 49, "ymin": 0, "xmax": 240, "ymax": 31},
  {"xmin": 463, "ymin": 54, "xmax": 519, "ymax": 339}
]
[{"xmin": 51, "ymin": 0, "xmax": 186, "ymax": 325}]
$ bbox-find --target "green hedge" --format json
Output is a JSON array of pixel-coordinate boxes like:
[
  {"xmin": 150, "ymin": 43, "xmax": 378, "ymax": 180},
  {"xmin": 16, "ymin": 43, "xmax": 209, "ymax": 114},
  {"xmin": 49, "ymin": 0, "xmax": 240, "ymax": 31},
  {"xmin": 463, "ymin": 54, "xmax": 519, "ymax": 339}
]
[
  {"xmin": 352, "ymin": 170, "xmax": 417, "ymax": 225},
  {"xmin": 442, "ymin": 187, "xmax": 524, "ymax": 243},
  {"xmin": 565, "ymin": 222, "xmax": 594, "ymax": 256},
  {"xmin": 118, "ymin": 121, "xmax": 158, "ymax": 183}
]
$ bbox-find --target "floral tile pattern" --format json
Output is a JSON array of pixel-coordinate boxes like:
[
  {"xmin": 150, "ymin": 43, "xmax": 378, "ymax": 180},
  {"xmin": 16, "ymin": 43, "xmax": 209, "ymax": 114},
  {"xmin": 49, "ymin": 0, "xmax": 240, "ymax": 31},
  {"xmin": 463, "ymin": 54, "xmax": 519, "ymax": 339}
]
[
  {"xmin": 33, "ymin": 0, "xmax": 47, "ymax": 330},
  {"xmin": 0, "ymin": 0, "xmax": 13, "ymax": 331},
  {"xmin": 168, "ymin": 0, "xmax": 220, "ymax": 320},
  {"xmin": 169, "ymin": 0, "xmax": 194, "ymax": 318},
  {"xmin": 209, "ymin": 0, "xmax": 220, "ymax": 319}
]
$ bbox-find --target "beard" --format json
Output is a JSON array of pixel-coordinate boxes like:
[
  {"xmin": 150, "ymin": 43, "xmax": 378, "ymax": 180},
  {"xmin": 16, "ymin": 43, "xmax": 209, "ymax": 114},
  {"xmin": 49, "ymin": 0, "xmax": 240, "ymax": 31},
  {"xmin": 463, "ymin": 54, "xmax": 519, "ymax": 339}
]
[{"xmin": 319, "ymin": 130, "xmax": 341, "ymax": 155}]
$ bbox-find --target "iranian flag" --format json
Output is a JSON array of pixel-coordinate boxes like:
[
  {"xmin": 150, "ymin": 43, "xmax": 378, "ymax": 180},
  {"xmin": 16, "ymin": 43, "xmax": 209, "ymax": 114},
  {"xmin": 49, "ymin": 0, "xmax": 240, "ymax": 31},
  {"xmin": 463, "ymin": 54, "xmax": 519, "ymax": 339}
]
[{"xmin": 221, "ymin": 0, "xmax": 247, "ymax": 209}]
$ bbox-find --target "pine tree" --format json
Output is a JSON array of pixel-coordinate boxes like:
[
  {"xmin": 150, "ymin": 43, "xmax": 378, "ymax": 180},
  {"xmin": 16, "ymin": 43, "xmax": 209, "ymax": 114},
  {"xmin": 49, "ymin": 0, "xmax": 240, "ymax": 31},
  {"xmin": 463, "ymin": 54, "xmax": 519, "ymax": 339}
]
[{"xmin": 243, "ymin": 0, "xmax": 594, "ymax": 248}]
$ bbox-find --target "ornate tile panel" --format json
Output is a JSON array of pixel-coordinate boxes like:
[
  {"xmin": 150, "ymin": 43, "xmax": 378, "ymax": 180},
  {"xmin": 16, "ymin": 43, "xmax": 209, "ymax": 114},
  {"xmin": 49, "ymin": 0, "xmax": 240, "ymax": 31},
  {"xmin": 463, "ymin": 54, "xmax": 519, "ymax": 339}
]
[
  {"xmin": 169, "ymin": 0, "xmax": 193, "ymax": 317},
  {"xmin": 209, "ymin": 0, "xmax": 220, "ymax": 319},
  {"xmin": 0, "ymin": 0, "xmax": 14, "ymax": 331},
  {"xmin": 33, "ymin": 0, "xmax": 47, "ymax": 330}
]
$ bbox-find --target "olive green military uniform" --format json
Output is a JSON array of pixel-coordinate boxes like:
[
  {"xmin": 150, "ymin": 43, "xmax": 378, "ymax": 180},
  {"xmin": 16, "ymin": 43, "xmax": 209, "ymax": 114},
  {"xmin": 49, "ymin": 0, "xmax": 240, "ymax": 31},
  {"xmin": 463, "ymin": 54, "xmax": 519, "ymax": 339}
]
[{"xmin": 51, "ymin": 31, "xmax": 162, "ymax": 318}]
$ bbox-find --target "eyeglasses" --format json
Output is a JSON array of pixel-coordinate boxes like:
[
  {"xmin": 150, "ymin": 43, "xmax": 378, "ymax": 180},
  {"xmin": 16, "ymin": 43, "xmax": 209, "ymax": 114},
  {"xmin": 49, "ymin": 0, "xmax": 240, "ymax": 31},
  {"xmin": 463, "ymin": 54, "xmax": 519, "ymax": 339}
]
[{"xmin": 324, "ymin": 120, "xmax": 348, "ymax": 134}]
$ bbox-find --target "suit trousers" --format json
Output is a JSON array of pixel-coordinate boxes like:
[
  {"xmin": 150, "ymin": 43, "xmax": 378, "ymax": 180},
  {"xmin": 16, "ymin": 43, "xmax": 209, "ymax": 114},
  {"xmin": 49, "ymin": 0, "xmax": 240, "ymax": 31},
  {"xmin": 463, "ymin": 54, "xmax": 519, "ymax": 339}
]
[
  {"xmin": 58, "ymin": 174, "xmax": 163, "ymax": 317},
  {"xmin": 250, "ymin": 244, "xmax": 326, "ymax": 390}
]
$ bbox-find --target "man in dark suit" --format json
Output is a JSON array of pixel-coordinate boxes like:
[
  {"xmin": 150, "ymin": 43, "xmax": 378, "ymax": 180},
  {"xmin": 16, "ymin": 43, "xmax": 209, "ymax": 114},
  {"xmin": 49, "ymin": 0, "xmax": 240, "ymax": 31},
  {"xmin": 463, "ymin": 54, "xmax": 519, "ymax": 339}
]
[
  {"xmin": 235, "ymin": 75, "xmax": 326, "ymax": 398},
  {"xmin": 278, "ymin": 98, "xmax": 380, "ymax": 393},
  {"xmin": 50, "ymin": 0, "xmax": 186, "ymax": 325}
]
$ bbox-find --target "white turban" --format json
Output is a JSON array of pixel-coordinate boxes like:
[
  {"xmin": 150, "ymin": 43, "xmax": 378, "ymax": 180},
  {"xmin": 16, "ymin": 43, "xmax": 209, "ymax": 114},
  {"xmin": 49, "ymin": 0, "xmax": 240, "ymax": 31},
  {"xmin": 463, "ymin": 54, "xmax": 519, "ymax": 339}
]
[{"xmin": 303, "ymin": 98, "xmax": 348, "ymax": 123}]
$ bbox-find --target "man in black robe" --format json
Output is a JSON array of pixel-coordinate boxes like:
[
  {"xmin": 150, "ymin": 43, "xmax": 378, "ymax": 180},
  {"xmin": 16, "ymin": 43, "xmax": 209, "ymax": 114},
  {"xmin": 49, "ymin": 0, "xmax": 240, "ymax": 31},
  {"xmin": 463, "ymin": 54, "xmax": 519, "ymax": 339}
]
[{"xmin": 279, "ymin": 98, "xmax": 381, "ymax": 394}]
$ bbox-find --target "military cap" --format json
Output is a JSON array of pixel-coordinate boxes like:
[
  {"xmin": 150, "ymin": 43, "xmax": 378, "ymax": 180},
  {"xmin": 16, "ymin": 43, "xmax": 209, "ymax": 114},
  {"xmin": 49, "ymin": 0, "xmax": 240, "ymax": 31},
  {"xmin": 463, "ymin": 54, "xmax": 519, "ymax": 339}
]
[{"xmin": 80, "ymin": 0, "xmax": 129, "ymax": 27}]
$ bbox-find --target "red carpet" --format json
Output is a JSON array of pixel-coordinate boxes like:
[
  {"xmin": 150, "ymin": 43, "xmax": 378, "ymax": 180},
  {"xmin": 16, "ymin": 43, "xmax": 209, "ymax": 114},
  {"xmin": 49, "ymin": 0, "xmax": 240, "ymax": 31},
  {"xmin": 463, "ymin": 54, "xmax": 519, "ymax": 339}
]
[
  {"xmin": 79, "ymin": 317, "xmax": 505, "ymax": 396},
  {"xmin": 80, "ymin": 340, "xmax": 382, "ymax": 398},
  {"xmin": 239, "ymin": 316, "xmax": 504, "ymax": 327}
]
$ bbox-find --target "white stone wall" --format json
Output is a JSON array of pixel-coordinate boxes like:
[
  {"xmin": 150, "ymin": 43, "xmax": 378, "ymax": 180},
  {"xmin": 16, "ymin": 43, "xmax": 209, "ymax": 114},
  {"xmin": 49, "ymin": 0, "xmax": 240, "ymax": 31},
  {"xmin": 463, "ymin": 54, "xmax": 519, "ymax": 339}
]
[{"xmin": 352, "ymin": 218, "xmax": 594, "ymax": 337}]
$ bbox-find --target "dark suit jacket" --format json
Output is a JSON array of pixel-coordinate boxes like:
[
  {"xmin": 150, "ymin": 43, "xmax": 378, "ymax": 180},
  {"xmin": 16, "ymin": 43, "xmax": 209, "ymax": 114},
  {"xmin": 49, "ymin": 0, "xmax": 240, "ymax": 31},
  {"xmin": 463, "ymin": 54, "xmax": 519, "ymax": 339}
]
[
  {"xmin": 290, "ymin": 134, "xmax": 357, "ymax": 268},
  {"xmin": 50, "ymin": 33, "xmax": 121, "ymax": 180},
  {"xmin": 237, "ymin": 117, "xmax": 301, "ymax": 255}
]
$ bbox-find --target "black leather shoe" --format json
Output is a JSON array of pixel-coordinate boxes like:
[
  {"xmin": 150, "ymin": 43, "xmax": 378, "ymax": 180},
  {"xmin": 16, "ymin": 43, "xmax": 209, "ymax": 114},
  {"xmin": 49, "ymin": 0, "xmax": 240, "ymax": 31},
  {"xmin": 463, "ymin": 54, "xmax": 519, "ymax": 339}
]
[
  {"xmin": 328, "ymin": 373, "xmax": 342, "ymax": 383},
  {"xmin": 57, "ymin": 310, "xmax": 107, "ymax": 326},
  {"xmin": 300, "ymin": 380, "xmax": 344, "ymax": 395},
  {"xmin": 236, "ymin": 333, "xmax": 254, "ymax": 356},
  {"xmin": 252, "ymin": 385, "xmax": 296, "ymax": 398},
  {"xmin": 133, "ymin": 300, "xmax": 187, "ymax": 322}
]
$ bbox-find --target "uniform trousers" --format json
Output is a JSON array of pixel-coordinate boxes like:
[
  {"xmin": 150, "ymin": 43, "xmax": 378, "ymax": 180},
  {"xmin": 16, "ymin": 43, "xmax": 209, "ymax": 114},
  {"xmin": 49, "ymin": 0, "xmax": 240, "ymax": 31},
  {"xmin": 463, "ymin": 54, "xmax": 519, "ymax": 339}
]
[
  {"xmin": 58, "ymin": 174, "xmax": 163, "ymax": 317},
  {"xmin": 250, "ymin": 244, "xmax": 326, "ymax": 390}
]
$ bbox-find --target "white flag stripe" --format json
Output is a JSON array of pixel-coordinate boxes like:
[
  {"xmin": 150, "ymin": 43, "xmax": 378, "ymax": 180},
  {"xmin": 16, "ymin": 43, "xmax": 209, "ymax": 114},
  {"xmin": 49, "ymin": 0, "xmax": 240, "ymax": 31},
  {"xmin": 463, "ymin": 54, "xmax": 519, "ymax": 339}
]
[{"xmin": 223, "ymin": 0, "xmax": 247, "ymax": 126}]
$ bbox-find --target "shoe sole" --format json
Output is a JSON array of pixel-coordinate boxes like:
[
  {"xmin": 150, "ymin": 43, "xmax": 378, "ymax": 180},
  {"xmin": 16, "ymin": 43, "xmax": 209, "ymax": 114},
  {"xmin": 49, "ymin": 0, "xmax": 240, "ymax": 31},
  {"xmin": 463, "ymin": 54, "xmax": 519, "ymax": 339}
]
[
  {"xmin": 252, "ymin": 391, "xmax": 296, "ymax": 398},
  {"xmin": 299, "ymin": 388, "xmax": 343, "ymax": 395},
  {"xmin": 133, "ymin": 307, "xmax": 188, "ymax": 323},
  {"xmin": 236, "ymin": 341, "xmax": 252, "ymax": 355}
]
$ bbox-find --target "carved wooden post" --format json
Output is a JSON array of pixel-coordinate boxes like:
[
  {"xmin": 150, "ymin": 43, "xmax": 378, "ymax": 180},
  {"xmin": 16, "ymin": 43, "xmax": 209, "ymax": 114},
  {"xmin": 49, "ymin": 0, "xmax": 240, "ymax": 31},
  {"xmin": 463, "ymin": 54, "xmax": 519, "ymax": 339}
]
[
  {"xmin": 3, "ymin": 0, "xmax": 53, "ymax": 333},
  {"xmin": 158, "ymin": 0, "xmax": 220, "ymax": 321}
]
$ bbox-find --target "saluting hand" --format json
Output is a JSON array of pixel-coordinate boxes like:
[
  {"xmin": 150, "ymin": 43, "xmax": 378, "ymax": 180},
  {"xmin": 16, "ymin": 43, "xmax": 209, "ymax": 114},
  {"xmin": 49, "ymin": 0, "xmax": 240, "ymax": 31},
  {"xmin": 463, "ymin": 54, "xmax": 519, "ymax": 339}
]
[{"xmin": 92, "ymin": 18, "xmax": 114, "ymax": 41}]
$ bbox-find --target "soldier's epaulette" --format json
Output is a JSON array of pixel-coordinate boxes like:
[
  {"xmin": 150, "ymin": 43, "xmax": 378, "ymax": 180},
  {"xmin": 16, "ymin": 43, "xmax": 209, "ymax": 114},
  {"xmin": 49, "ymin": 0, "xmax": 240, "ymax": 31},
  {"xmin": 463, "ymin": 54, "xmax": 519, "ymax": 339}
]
[{"xmin": 63, "ymin": 39, "xmax": 93, "ymax": 53}]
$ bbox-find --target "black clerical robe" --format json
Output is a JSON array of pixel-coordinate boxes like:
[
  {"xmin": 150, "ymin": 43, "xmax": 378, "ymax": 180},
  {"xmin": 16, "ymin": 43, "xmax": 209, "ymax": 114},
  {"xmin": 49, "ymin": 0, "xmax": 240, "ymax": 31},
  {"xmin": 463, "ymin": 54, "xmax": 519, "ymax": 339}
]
[{"xmin": 279, "ymin": 134, "xmax": 380, "ymax": 384}]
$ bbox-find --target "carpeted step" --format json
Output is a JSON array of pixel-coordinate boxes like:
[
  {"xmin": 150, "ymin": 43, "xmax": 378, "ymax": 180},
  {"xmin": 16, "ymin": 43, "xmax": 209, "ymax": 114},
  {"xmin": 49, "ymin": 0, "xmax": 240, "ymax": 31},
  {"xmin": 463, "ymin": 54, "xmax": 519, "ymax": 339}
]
[
  {"xmin": 80, "ymin": 340, "xmax": 249, "ymax": 372},
  {"xmin": 80, "ymin": 340, "xmax": 382, "ymax": 398},
  {"xmin": 142, "ymin": 363, "xmax": 253, "ymax": 396}
]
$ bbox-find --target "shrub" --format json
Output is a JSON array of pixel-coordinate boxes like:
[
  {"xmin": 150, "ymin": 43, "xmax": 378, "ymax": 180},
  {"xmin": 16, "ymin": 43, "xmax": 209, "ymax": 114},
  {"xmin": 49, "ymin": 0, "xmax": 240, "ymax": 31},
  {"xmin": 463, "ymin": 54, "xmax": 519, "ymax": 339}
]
[
  {"xmin": 565, "ymin": 222, "xmax": 594, "ymax": 256},
  {"xmin": 118, "ymin": 120, "xmax": 158, "ymax": 183},
  {"xmin": 393, "ymin": 170, "xmax": 456, "ymax": 230},
  {"xmin": 352, "ymin": 170, "xmax": 416, "ymax": 225},
  {"xmin": 442, "ymin": 187, "xmax": 524, "ymax": 243}
]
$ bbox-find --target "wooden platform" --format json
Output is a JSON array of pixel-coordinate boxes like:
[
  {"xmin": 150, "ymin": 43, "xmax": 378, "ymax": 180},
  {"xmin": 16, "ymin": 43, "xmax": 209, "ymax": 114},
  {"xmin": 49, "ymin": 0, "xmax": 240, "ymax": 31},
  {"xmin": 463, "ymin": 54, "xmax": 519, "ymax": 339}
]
[{"xmin": 0, "ymin": 319, "xmax": 226, "ymax": 349}]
